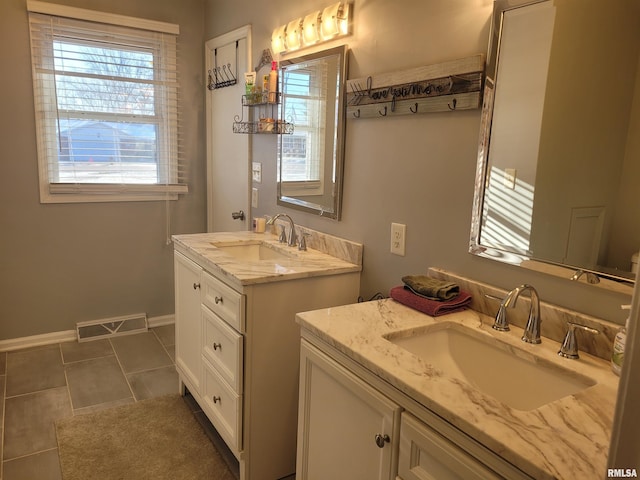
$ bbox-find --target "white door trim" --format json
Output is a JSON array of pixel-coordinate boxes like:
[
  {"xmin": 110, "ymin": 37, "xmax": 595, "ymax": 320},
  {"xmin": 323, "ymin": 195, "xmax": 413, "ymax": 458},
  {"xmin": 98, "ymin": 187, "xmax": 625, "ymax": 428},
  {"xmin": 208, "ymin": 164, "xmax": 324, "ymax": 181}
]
[{"xmin": 205, "ymin": 25, "xmax": 252, "ymax": 232}]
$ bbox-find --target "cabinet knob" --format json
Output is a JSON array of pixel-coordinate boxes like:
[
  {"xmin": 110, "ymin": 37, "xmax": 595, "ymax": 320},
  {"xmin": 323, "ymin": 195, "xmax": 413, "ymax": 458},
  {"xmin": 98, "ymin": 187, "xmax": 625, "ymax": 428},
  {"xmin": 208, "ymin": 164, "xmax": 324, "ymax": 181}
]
[
  {"xmin": 193, "ymin": 282, "xmax": 201, "ymax": 290},
  {"xmin": 214, "ymin": 296, "xmax": 223, "ymax": 304},
  {"xmin": 213, "ymin": 396, "xmax": 221, "ymax": 404},
  {"xmin": 374, "ymin": 433, "xmax": 390, "ymax": 448},
  {"xmin": 213, "ymin": 342, "xmax": 222, "ymax": 351}
]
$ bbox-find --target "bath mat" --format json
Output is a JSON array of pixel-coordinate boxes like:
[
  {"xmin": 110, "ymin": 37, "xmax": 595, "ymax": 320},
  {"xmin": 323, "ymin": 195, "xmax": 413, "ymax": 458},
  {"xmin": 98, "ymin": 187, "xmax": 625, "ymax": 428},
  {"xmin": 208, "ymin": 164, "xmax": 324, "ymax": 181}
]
[{"xmin": 56, "ymin": 394, "xmax": 236, "ymax": 480}]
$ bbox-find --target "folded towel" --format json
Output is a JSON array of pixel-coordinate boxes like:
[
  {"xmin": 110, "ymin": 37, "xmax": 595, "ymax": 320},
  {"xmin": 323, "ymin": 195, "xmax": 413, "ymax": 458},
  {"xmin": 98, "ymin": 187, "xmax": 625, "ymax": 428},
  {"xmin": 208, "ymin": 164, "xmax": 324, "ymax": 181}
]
[
  {"xmin": 401, "ymin": 275, "xmax": 459, "ymax": 301},
  {"xmin": 390, "ymin": 285, "xmax": 472, "ymax": 317}
]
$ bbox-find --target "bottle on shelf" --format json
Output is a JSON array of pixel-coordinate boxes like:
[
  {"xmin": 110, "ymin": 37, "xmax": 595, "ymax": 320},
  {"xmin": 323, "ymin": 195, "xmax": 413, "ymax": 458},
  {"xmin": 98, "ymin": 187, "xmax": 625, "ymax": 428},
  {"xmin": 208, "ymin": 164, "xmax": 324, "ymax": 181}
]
[{"xmin": 268, "ymin": 61, "xmax": 278, "ymax": 103}]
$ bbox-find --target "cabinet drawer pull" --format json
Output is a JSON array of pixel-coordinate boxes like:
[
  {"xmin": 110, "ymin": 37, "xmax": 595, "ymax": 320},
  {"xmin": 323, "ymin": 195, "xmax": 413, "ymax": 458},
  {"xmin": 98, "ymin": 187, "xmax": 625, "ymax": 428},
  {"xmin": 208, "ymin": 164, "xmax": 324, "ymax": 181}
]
[
  {"xmin": 213, "ymin": 342, "xmax": 222, "ymax": 351},
  {"xmin": 214, "ymin": 296, "xmax": 223, "ymax": 304},
  {"xmin": 193, "ymin": 282, "xmax": 201, "ymax": 290},
  {"xmin": 374, "ymin": 433, "xmax": 390, "ymax": 448},
  {"xmin": 213, "ymin": 396, "xmax": 221, "ymax": 404}
]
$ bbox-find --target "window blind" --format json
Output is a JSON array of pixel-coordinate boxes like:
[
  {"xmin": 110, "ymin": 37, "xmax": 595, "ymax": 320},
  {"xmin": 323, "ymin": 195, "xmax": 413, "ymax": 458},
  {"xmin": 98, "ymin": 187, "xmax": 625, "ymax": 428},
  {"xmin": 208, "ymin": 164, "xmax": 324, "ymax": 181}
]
[
  {"xmin": 28, "ymin": 5, "xmax": 185, "ymax": 202},
  {"xmin": 281, "ymin": 63, "xmax": 327, "ymax": 187}
]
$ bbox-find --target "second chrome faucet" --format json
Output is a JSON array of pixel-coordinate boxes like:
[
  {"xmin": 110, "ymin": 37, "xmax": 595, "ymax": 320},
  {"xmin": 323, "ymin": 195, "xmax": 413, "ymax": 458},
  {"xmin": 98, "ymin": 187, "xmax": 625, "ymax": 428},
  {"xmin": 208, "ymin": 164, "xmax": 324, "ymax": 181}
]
[{"xmin": 491, "ymin": 284, "xmax": 542, "ymax": 344}]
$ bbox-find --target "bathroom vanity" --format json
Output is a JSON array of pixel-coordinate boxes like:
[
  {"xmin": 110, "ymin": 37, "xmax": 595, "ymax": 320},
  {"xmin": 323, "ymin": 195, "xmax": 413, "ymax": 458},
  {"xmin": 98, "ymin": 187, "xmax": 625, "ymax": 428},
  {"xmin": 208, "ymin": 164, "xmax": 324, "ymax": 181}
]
[
  {"xmin": 296, "ymin": 286, "xmax": 618, "ymax": 479},
  {"xmin": 173, "ymin": 230, "xmax": 362, "ymax": 480}
]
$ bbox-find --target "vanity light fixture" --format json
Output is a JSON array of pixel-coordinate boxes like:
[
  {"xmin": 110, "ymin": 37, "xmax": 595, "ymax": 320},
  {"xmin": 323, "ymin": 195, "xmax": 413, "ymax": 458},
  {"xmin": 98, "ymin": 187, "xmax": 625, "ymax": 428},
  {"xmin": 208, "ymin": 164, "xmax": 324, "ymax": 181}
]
[
  {"xmin": 286, "ymin": 18, "xmax": 302, "ymax": 51},
  {"xmin": 302, "ymin": 11, "xmax": 321, "ymax": 45},
  {"xmin": 271, "ymin": 2, "xmax": 351, "ymax": 54},
  {"xmin": 271, "ymin": 25, "xmax": 286, "ymax": 54},
  {"xmin": 321, "ymin": 2, "xmax": 350, "ymax": 39}
]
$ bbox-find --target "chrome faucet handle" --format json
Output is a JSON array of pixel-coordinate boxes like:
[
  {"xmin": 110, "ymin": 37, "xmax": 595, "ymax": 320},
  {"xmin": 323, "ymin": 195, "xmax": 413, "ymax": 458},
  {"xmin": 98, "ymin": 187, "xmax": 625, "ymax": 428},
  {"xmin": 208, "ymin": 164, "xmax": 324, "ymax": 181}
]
[
  {"xmin": 484, "ymin": 294, "xmax": 510, "ymax": 332},
  {"xmin": 278, "ymin": 225, "xmax": 287, "ymax": 244},
  {"xmin": 299, "ymin": 232, "xmax": 311, "ymax": 251},
  {"xmin": 558, "ymin": 322, "xmax": 599, "ymax": 359}
]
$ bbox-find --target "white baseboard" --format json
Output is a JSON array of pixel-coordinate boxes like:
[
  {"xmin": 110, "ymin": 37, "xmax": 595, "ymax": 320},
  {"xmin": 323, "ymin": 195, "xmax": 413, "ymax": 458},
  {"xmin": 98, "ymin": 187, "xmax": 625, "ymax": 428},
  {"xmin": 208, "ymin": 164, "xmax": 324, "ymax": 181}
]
[
  {"xmin": 148, "ymin": 314, "xmax": 175, "ymax": 328},
  {"xmin": 0, "ymin": 314, "xmax": 175, "ymax": 352}
]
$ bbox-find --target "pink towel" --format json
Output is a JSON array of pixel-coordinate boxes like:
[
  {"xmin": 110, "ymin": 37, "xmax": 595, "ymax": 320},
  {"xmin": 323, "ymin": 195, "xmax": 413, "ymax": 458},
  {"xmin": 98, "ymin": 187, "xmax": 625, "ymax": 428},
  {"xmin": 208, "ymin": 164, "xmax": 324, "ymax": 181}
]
[{"xmin": 389, "ymin": 286, "xmax": 472, "ymax": 317}]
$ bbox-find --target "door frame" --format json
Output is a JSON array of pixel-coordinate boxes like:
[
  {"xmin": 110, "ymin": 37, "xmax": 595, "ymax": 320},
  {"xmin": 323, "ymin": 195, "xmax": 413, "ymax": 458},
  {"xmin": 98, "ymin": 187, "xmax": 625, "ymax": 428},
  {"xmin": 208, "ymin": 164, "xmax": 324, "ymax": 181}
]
[{"xmin": 205, "ymin": 25, "xmax": 252, "ymax": 232}]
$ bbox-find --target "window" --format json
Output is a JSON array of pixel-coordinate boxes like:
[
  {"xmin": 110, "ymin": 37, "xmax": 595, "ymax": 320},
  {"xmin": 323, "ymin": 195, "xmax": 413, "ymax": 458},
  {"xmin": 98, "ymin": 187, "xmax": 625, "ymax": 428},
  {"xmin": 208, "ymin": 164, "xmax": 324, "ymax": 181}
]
[
  {"xmin": 27, "ymin": 1, "xmax": 185, "ymax": 202},
  {"xmin": 280, "ymin": 63, "xmax": 328, "ymax": 196}
]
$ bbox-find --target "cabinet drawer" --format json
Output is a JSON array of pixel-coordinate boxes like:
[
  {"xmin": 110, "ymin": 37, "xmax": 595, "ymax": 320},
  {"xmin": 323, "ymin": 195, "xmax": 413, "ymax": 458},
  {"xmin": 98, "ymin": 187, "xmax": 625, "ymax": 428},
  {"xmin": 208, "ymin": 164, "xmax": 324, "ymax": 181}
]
[
  {"xmin": 201, "ymin": 271, "xmax": 244, "ymax": 332},
  {"xmin": 202, "ymin": 306, "xmax": 243, "ymax": 394},
  {"xmin": 202, "ymin": 358, "xmax": 242, "ymax": 451},
  {"xmin": 398, "ymin": 412, "xmax": 501, "ymax": 480}
]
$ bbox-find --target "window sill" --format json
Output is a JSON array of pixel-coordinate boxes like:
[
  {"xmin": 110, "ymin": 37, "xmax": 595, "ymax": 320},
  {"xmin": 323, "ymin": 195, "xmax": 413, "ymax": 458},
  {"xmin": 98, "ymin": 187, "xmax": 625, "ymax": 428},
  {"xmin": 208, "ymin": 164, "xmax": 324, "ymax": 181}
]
[{"xmin": 41, "ymin": 183, "xmax": 188, "ymax": 204}]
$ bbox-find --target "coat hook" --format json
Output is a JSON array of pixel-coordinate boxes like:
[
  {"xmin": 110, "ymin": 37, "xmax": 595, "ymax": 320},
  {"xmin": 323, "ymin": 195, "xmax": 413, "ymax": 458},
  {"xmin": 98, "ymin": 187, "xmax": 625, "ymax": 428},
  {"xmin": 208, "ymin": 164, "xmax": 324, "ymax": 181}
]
[
  {"xmin": 448, "ymin": 98, "xmax": 457, "ymax": 111},
  {"xmin": 409, "ymin": 103, "xmax": 418, "ymax": 114},
  {"xmin": 353, "ymin": 109, "xmax": 361, "ymax": 118},
  {"xmin": 378, "ymin": 106, "xmax": 388, "ymax": 117}
]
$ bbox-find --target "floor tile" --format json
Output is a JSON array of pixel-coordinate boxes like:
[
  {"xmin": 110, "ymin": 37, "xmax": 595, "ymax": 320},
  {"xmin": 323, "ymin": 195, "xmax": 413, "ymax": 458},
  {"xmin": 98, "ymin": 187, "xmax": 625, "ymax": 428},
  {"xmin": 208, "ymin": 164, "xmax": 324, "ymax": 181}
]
[
  {"xmin": 73, "ymin": 397, "xmax": 135, "ymax": 416},
  {"xmin": 110, "ymin": 332, "xmax": 173, "ymax": 374},
  {"xmin": 152, "ymin": 325, "xmax": 175, "ymax": 347},
  {"xmin": 65, "ymin": 356, "xmax": 132, "ymax": 410},
  {"xmin": 3, "ymin": 448, "xmax": 62, "ymax": 480},
  {"xmin": 60, "ymin": 339, "xmax": 114, "ymax": 364},
  {"xmin": 5, "ymin": 346, "xmax": 65, "ymax": 397},
  {"xmin": 3, "ymin": 387, "xmax": 71, "ymax": 460},
  {"xmin": 127, "ymin": 365, "xmax": 179, "ymax": 401}
]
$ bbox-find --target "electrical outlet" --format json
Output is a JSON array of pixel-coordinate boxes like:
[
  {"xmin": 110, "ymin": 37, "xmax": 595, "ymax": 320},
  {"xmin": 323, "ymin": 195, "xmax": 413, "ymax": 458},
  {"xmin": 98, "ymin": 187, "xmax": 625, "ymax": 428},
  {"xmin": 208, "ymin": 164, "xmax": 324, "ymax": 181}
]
[
  {"xmin": 390, "ymin": 223, "xmax": 406, "ymax": 256},
  {"xmin": 252, "ymin": 188, "xmax": 258, "ymax": 208}
]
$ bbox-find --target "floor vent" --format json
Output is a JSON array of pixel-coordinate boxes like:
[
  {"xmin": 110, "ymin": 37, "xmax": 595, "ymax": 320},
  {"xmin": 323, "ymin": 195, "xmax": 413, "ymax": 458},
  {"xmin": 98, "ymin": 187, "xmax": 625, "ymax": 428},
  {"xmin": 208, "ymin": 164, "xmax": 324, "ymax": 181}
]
[{"xmin": 76, "ymin": 313, "xmax": 148, "ymax": 342}]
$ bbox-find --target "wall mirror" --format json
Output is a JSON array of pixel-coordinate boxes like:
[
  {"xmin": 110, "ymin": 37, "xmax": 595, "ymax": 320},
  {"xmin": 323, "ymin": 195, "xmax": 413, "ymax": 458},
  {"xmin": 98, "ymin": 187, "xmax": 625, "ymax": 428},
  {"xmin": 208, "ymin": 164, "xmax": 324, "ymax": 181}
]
[
  {"xmin": 470, "ymin": 0, "xmax": 640, "ymax": 292},
  {"xmin": 277, "ymin": 45, "xmax": 348, "ymax": 219}
]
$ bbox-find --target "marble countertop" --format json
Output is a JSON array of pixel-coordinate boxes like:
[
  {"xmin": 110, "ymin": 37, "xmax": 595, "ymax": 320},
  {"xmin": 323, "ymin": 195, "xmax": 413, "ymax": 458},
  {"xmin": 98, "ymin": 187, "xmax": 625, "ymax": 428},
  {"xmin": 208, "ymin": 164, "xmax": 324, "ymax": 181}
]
[
  {"xmin": 172, "ymin": 231, "xmax": 362, "ymax": 290},
  {"xmin": 297, "ymin": 299, "xmax": 619, "ymax": 480}
]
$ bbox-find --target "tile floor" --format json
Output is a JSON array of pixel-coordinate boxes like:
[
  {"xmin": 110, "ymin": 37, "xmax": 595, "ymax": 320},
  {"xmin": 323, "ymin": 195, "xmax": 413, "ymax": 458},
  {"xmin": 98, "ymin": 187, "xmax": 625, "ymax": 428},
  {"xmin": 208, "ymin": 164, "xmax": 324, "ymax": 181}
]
[
  {"xmin": 0, "ymin": 325, "xmax": 186, "ymax": 480},
  {"xmin": 0, "ymin": 326, "xmax": 296, "ymax": 480}
]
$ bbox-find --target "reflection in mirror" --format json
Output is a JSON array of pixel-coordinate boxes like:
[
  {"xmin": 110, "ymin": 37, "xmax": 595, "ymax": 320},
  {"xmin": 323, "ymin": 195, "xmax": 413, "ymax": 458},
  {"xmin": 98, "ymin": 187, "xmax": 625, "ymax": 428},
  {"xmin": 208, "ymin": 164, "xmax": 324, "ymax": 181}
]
[
  {"xmin": 277, "ymin": 45, "xmax": 348, "ymax": 219},
  {"xmin": 470, "ymin": 0, "xmax": 640, "ymax": 292}
]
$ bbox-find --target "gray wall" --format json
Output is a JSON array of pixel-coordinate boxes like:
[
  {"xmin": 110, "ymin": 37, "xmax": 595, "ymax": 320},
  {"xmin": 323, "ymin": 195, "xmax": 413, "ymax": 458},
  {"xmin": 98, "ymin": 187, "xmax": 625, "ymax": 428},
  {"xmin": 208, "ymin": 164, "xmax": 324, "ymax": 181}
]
[
  {"xmin": 206, "ymin": 0, "xmax": 633, "ymax": 324},
  {"xmin": 0, "ymin": 0, "xmax": 206, "ymax": 341},
  {"xmin": 0, "ymin": 0, "xmax": 632, "ymax": 342}
]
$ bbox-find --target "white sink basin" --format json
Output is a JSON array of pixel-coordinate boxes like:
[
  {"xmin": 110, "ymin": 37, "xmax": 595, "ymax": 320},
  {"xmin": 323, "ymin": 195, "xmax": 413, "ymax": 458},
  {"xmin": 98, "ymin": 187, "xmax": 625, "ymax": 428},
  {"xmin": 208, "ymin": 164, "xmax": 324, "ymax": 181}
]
[
  {"xmin": 211, "ymin": 241, "xmax": 293, "ymax": 262},
  {"xmin": 385, "ymin": 322, "xmax": 596, "ymax": 411}
]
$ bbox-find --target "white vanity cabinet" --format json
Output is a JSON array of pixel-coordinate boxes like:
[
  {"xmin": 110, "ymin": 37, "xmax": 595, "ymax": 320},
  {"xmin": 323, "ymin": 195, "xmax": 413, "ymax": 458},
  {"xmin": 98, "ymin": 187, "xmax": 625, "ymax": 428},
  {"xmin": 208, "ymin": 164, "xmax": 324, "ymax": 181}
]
[
  {"xmin": 297, "ymin": 340, "xmax": 401, "ymax": 480},
  {"xmin": 174, "ymin": 252, "xmax": 203, "ymax": 394},
  {"xmin": 174, "ymin": 248, "xmax": 361, "ymax": 480},
  {"xmin": 297, "ymin": 336, "xmax": 533, "ymax": 480}
]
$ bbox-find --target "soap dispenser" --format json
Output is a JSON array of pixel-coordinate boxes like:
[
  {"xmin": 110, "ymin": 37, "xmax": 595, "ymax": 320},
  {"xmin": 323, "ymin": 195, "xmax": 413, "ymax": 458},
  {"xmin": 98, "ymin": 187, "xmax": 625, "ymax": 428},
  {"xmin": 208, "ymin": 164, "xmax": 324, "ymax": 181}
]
[{"xmin": 611, "ymin": 304, "xmax": 630, "ymax": 375}]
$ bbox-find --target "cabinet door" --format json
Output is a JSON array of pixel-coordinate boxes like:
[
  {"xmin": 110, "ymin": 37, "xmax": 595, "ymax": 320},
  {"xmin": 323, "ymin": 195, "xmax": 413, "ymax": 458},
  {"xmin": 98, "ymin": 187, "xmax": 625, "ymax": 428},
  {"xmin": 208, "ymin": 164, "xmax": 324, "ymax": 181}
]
[
  {"xmin": 297, "ymin": 341, "xmax": 401, "ymax": 480},
  {"xmin": 174, "ymin": 252, "xmax": 202, "ymax": 394},
  {"xmin": 398, "ymin": 413, "xmax": 502, "ymax": 480}
]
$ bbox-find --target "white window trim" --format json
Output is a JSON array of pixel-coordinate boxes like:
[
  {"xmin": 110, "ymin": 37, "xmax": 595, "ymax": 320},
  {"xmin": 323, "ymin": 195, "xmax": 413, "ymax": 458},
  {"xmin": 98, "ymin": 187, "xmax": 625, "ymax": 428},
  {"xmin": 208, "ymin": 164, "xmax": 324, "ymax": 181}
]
[
  {"xmin": 27, "ymin": 1, "xmax": 183, "ymax": 204},
  {"xmin": 27, "ymin": 0, "xmax": 179, "ymax": 35}
]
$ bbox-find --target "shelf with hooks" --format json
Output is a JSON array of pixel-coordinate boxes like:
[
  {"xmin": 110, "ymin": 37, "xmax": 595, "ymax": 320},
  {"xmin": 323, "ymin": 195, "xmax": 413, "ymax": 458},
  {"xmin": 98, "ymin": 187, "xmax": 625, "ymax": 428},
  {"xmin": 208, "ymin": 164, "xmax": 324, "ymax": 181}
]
[
  {"xmin": 232, "ymin": 93, "xmax": 294, "ymax": 135},
  {"xmin": 346, "ymin": 54, "xmax": 485, "ymax": 119}
]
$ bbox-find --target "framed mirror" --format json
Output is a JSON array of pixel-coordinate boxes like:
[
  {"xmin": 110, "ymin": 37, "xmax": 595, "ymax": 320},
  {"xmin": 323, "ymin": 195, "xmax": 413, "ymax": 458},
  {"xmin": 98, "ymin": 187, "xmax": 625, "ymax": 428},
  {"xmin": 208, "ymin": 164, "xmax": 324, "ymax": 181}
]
[
  {"xmin": 277, "ymin": 45, "xmax": 348, "ymax": 219},
  {"xmin": 470, "ymin": 0, "xmax": 640, "ymax": 291}
]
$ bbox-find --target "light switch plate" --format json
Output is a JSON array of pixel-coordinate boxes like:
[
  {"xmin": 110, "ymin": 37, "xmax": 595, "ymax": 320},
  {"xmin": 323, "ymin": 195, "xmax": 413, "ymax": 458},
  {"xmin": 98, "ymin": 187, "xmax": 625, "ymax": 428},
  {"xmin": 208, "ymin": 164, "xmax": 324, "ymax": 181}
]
[
  {"xmin": 252, "ymin": 188, "xmax": 258, "ymax": 208},
  {"xmin": 252, "ymin": 162, "xmax": 262, "ymax": 183},
  {"xmin": 504, "ymin": 168, "xmax": 516, "ymax": 189}
]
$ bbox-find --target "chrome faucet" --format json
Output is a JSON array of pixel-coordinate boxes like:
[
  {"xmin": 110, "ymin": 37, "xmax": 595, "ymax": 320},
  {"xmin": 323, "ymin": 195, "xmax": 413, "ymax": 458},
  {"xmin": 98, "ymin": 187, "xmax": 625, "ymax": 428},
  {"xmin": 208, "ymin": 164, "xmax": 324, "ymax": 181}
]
[
  {"xmin": 266, "ymin": 213, "xmax": 297, "ymax": 247},
  {"xmin": 570, "ymin": 269, "xmax": 600, "ymax": 284},
  {"xmin": 496, "ymin": 284, "xmax": 542, "ymax": 344}
]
